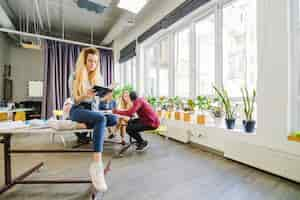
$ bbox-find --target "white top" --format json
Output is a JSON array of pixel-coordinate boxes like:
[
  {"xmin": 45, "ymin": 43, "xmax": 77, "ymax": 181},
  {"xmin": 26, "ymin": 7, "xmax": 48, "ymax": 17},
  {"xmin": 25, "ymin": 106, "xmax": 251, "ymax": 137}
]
[{"xmin": 68, "ymin": 72, "xmax": 102, "ymax": 110}]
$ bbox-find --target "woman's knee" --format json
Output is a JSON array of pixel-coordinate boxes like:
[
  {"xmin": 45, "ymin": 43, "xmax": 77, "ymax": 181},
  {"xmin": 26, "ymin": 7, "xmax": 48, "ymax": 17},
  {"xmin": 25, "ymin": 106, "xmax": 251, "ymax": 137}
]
[{"xmin": 92, "ymin": 112, "xmax": 106, "ymax": 123}]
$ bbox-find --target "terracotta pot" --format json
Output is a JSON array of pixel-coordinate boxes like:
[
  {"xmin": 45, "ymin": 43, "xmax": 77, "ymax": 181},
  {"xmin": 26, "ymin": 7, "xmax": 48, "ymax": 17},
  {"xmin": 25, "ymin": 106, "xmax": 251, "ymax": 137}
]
[
  {"xmin": 197, "ymin": 114, "xmax": 206, "ymax": 125},
  {"xmin": 184, "ymin": 112, "xmax": 192, "ymax": 122},
  {"xmin": 157, "ymin": 110, "xmax": 162, "ymax": 117},
  {"xmin": 175, "ymin": 111, "xmax": 182, "ymax": 120},
  {"xmin": 165, "ymin": 111, "xmax": 171, "ymax": 119}
]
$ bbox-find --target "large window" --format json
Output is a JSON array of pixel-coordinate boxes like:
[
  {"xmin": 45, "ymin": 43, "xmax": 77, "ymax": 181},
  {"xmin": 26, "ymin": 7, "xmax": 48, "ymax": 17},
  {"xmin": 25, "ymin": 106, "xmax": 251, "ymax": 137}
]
[
  {"xmin": 145, "ymin": 45, "xmax": 157, "ymax": 96},
  {"xmin": 144, "ymin": 37, "xmax": 170, "ymax": 96},
  {"xmin": 134, "ymin": 0, "xmax": 257, "ymax": 103},
  {"xmin": 174, "ymin": 27, "xmax": 191, "ymax": 97},
  {"xmin": 223, "ymin": 0, "xmax": 257, "ymax": 97},
  {"xmin": 195, "ymin": 13, "xmax": 215, "ymax": 96},
  {"xmin": 159, "ymin": 38, "xmax": 170, "ymax": 96},
  {"xmin": 120, "ymin": 57, "xmax": 136, "ymax": 89}
]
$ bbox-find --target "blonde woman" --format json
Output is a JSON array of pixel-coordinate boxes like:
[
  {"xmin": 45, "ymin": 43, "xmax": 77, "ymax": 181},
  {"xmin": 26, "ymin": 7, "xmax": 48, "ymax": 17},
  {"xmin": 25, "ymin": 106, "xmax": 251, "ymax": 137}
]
[
  {"xmin": 69, "ymin": 47, "xmax": 108, "ymax": 192},
  {"xmin": 117, "ymin": 91, "xmax": 133, "ymax": 144},
  {"xmin": 107, "ymin": 90, "xmax": 133, "ymax": 145}
]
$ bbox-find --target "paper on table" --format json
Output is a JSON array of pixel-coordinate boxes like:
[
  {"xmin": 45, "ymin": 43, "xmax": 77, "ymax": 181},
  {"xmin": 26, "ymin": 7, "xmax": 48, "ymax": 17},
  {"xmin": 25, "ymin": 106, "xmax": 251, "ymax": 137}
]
[{"xmin": 0, "ymin": 121, "xmax": 29, "ymax": 130}]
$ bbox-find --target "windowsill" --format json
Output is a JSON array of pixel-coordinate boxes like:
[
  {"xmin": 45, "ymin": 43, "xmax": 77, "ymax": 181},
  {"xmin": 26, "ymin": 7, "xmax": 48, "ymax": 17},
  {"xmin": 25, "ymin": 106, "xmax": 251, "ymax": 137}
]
[
  {"xmin": 288, "ymin": 135, "xmax": 300, "ymax": 143},
  {"xmin": 161, "ymin": 117, "xmax": 256, "ymax": 135}
]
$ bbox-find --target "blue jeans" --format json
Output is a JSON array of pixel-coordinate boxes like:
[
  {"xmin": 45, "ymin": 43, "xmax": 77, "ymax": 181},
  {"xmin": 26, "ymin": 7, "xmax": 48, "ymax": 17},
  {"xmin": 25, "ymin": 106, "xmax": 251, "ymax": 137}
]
[
  {"xmin": 105, "ymin": 114, "xmax": 118, "ymax": 127},
  {"xmin": 70, "ymin": 105, "xmax": 106, "ymax": 152}
]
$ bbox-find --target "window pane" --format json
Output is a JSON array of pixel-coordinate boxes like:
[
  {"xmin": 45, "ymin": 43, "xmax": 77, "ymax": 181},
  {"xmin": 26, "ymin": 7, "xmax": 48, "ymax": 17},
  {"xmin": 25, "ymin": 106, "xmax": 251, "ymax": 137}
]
[
  {"xmin": 132, "ymin": 58, "xmax": 136, "ymax": 89},
  {"xmin": 159, "ymin": 38, "xmax": 169, "ymax": 96},
  {"xmin": 145, "ymin": 46, "xmax": 157, "ymax": 96},
  {"xmin": 125, "ymin": 60, "xmax": 132, "ymax": 85},
  {"xmin": 223, "ymin": 0, "xmax": 257, "ymax": 97},
  {"xmin": 120, "ymin": 63, "xmax": 125, "ymax": 86},
  {"xmin": 175, "ymin": 28, "xmax": 191, "ymax": 98},
  {"xmin": 196, "ymin": 14, "xmax": 215, "ymax": 95}
]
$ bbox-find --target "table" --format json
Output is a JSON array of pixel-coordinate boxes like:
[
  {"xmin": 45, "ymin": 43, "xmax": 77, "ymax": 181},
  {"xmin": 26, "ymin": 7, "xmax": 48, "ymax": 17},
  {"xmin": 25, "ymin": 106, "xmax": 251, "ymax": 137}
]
[{"xmin": 0, "ymin": 127, "xmax": 110, "ymax": 196}]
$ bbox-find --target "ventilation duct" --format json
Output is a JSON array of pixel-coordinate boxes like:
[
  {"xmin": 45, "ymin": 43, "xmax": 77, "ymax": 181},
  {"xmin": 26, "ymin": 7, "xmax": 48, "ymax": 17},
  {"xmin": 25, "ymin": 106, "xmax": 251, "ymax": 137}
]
[{"xmin": 76, "ymin": 0, "xmax": 108, "ymax": 14}]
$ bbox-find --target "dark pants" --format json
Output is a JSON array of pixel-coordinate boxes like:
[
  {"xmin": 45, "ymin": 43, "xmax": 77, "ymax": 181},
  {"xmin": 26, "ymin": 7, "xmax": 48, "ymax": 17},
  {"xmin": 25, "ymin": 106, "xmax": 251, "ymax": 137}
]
[{"xmin": 126, "ymin": 118, "xmax": 156, "ymax": 144}]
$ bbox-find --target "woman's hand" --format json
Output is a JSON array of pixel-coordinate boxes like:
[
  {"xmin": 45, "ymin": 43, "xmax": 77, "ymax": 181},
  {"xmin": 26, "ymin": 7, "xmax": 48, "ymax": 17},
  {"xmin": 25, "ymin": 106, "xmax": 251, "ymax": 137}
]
[
  {"xmin": 112, "ymin": 109, "xmax": 117, "ymax": 114},
  {"xmin": 87, "ymin": 89, "xmax": 97, "ymax": 97},
  {"xmin": 76, "ymin": 123, "xmax": 87, "ymax": 129}
]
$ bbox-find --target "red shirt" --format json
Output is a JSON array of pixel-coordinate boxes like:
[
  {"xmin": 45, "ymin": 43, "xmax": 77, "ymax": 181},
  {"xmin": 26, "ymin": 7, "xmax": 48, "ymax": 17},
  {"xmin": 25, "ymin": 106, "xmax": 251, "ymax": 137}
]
[{"xmin": 114, "ymin": 97, "xmax": 160, "ymax": 128}]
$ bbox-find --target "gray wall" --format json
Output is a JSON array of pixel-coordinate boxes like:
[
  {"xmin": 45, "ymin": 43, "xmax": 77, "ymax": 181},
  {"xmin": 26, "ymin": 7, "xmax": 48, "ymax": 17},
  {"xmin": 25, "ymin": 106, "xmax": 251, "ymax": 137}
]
[
  {"xmin": 0, "ymin": 33, "xmax": 9, "ymax": 98},
  {"xmin": 8, "ymin": 45, "xmax": 43, "ymax": 102}
]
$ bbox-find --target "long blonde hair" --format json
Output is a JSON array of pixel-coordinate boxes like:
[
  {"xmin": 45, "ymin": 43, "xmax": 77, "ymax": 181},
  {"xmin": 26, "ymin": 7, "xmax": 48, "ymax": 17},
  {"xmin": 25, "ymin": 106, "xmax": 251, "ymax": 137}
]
[
  {"xmin": 118, "ymin": 91, "xmax": 132, "ymax": 110},
  {"xmin": 73, "ymin": 48, "xmax": 102, "ymax": 100}
]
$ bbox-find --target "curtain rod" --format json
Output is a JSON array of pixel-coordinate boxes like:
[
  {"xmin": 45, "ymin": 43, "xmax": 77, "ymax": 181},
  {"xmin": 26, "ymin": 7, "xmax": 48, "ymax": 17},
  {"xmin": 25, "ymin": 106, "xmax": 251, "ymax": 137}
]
[{"xmin": 0, "ymin": 28, "xmax": 112, "ymax": 50}]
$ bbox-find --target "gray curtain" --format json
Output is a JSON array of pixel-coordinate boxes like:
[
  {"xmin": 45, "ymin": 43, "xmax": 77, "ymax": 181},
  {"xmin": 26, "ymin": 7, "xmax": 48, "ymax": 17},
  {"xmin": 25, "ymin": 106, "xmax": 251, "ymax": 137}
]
[{"xmin": 42, "ymin": 40, "xmax": 114, "ymax": 119}]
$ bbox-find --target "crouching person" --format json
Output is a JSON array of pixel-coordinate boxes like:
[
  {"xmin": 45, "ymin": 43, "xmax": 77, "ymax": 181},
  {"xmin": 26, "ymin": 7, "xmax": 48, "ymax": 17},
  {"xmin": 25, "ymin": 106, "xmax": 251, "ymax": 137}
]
[{"xmin": 112, "ymin": 91, "xmax": 160, "ymax": 152}]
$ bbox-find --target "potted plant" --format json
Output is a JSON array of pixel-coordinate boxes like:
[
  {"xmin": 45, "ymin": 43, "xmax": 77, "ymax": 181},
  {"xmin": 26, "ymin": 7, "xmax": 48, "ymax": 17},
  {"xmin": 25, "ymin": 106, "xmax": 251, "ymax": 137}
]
[
  {"xmin": 147, "ymin": 96, "xmax": 160, "ymax": 116},
  {"xmin": 165, "ymin": 97, "xmax": 175, "ymax": 119},
  {"xmin": 210, "ymin": 97, "xmax": 223, "ymax": 118},
  {"xmin": 213, "ymin": 86, "xmax": 236, "ymax": 129},
  {"xmin": 184, "ymin": 99, "xmax": 196, "ymax": 122},
  {"xmin": 174, "ymin": 96, "xmax": 183, "ymax": 120},
  {"xmin": 196, "ymin": 96, "xmax": 211, "ymax": 125},
  {"xmin": 241, "ymin": 87, "xmax": 256, "ymax": 133}
]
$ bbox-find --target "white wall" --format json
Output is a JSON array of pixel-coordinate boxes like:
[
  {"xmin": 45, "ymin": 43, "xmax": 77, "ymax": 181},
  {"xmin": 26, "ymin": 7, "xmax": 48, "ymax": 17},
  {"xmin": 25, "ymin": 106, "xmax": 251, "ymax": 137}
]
[{"xmin": 8, "ymin": 45, "xmax": 43, "ymax": 102}]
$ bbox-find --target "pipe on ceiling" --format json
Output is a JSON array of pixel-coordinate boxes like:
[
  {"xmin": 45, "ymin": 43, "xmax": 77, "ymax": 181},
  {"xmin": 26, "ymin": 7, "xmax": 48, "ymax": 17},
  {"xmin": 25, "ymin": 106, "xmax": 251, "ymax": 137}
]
[{"xmin": 0, "ymin": 28, "xmax": 112, "ymax": 50}]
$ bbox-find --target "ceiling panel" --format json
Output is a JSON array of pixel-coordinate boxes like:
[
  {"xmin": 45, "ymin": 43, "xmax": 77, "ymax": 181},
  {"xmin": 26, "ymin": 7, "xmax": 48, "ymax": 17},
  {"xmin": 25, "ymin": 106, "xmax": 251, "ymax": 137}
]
[{"xmin": 5, "ymin": 0, "xmax": 123, "ymax": 43}]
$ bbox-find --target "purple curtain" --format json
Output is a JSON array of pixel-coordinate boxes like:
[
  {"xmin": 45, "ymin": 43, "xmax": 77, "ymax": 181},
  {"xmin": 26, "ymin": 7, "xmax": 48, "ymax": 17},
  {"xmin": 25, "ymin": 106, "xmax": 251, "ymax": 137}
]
[
  {"xmin": 100, "ymin": 49, "xmax": 114, "ymax": 86},
  {"xmin": 42, "ymin": 40, "xmax": 81, "ymax": 118},
  {"xmin": 42, "ymin": 40, "xmax": 114, "ymax": 119}
]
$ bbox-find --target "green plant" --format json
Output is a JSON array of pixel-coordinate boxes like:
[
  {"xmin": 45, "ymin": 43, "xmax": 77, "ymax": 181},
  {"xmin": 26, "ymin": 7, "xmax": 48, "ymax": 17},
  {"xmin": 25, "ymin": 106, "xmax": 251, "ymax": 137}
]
[
  {"xmin": 186, "ymin": 99, "xmax": 196, "ymax": 111},
  {"xmin": 241, "ymin": 87, "xmax": 256, "ymax": 121},
  {"xmin": 173, "ymin": 96, "xmax": 183, "ymax": 110},
  {"xmin": 146, "ymin": 96, "xmax": 157, "ymax": 108},
  {"xmin": 213, "ymin": 86, "xmax": 235, "ymax": 119},
  {"xmin": 196, "ymin": 96, "xmax": 211, "ymax": 112},
  {"xmin": 157, "ymin": 96, "xmax": 168, "ymax": 110},
  {"xmin": 210, "ymin": 96, "xmax": 223, "ymax": 118},
  {"xmin": 167, "ymin": 97, "xmax": 175, "ymax": 111}
]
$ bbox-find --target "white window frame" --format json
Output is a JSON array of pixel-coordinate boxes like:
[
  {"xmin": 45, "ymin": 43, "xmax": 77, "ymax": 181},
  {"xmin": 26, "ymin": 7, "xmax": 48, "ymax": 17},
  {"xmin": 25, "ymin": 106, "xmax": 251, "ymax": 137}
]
[{"xmin": 290, "ymin": 0, "xmax": 300, "ymax": 131}]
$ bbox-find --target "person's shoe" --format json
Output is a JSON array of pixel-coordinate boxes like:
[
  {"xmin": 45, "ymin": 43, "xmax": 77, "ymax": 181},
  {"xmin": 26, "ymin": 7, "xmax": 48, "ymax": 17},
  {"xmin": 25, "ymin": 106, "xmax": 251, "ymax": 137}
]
[
  {"xmin": 136, "ymin": 141, "xmax": 150, "ymax": 152},
  {"xmin": 108, "ymin": 134, "xmax": 115, "ymax": 139},
  {"xmin": 89, "ymin": 162, "xmax": 108, "ymax": 192},
  {"xmin": 77, "ymin": 136, "xmax": 90, "ymax": 145}
]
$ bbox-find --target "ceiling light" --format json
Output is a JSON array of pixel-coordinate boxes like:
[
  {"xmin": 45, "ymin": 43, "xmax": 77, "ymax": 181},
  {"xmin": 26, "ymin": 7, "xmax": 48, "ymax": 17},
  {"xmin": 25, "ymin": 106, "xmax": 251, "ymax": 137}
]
[{"xmin": 118, "ymin": 0, "xmax": 147, "ymax": 14}]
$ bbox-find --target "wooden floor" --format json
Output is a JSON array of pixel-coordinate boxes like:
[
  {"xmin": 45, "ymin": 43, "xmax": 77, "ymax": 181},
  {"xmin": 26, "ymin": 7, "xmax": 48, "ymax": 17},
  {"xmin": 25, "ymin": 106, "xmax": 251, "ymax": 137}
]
[{"xmin": 0, "ymin": 133, "xmax": 300, "ymax": 200}]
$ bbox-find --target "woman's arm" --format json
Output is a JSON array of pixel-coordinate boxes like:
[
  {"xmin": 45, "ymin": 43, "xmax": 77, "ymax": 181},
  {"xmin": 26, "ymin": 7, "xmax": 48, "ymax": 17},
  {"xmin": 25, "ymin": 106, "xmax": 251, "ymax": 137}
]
[
  {"xmin": 113, "ymin": 100, "xmax": 141, "ymax": 117},
  {"xmin": 74, "ymin": 88, "xmax": 96, "ymax": 104}
]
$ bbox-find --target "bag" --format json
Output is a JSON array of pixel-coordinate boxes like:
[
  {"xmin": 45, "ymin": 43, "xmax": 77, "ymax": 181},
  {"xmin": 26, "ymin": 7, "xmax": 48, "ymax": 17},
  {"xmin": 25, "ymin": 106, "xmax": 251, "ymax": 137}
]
[{"xmin": 78, "ymin": 102, "xmax": 92, "ymax": 110}]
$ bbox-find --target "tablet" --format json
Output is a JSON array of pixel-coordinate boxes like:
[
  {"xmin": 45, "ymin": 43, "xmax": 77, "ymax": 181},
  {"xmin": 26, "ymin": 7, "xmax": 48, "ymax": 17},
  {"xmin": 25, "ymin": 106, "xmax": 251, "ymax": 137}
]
[{"xmin": 93, "ymin": 85, "xmax": 113, "ymax": 97}]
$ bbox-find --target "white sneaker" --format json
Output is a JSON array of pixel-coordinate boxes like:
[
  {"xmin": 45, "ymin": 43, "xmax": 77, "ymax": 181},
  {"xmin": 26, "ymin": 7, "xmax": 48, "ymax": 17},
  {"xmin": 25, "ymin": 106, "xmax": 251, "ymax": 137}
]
[{"xmin": 89, "ymin": 161, "xmax": 108, "ymax": 192}]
